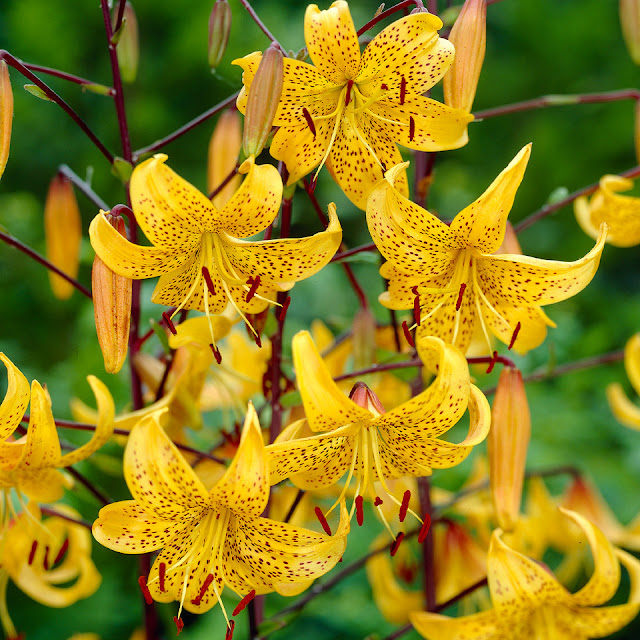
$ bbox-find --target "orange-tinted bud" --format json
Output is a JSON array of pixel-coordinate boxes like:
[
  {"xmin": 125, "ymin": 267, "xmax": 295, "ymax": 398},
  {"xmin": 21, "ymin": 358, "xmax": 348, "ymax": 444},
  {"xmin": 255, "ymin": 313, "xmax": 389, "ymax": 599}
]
[
  {"xmin": 44, "ymin": 175, "xmax": 82, "ymax": 299},
  {"xmin": 242, "ymin": 43, "xmax": 283, "ymax": 157},
  {"xmin": 487, "ymin": 366, "xmax": 530, "ymax": 531},
  {"xmin": 620, "ymin": 0, "xmax": 640, "ymax": 64},
  {"xmin": 92, "ymin": 214, "xmax": 132, "ymax": 373},
  {"xmin": 114, "ymin": 2, "xmax": 139, "ymax": 83},
  {"xmin": 208, "ymin": 108, "xmax": 242, "ymax": 208},
  {"xmin": 352, "ymin": 308, "xmax": 377, "ymax": 370},
  {"xmin": 350, "ymin": 381, "xmax": 386, "ymax": 415},
  {"xmin": 0, "ymin": 59, "xmax": 13, "ymax": 179},
  {"xmin": 443, "ymin": 0, "xmax": 486, "ymax": 113},
  {"xmin": 208, "ymin": 0, "xmax": 232, "ymax": 71}
]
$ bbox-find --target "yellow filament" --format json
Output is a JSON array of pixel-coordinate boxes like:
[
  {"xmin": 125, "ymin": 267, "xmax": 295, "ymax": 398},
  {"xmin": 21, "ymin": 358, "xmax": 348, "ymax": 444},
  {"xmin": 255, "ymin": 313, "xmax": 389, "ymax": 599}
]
[
  {"xmin": 0, "ymin": 571, "xmax": 17, "ymax": 640},
  {"xmin": 408, "ymin": 297, "xmax": 448, "ymax": 332},
  {"xmin": 312, "ymin": 85, "xmax": 348, "ymax": 182},
  {"xmin": 451, "ymin": 253, "xmax": 472, "ymax": 344},
  {"xmin": 209, "ymin": 511, "xmax": 231, "ymax": 627},
  {"xmin": 346, "ymin": 113, "xmax": 386, "ymax": 171},
  {"xmin": 472, "ymin": 260, "xmax": 511, "ymax": 335},
  {"xmin": 326, "ymin": 430, "xmax": 361, "ymax": 519},
  {"xmin": 170, "ymin": 247, "xmax": 206, "ymax": 320}
]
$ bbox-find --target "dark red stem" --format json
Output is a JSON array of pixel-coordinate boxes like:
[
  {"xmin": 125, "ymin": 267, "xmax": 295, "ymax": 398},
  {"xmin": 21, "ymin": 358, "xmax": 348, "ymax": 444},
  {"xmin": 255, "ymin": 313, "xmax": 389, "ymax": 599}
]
[
  {"xmin": 20, "ymin": 62, "xmax": 113, "ymax": 93},
  {"xmin": 238, "ymin": 0, "xmax": 285, "ymax": 52},
  {"xmin": 357, "ymin": 1, "xmax": 425, "ymax": 36},
  {"xmin": 58, "ymin": 164, "xmax": 110, "ymax": 210}
]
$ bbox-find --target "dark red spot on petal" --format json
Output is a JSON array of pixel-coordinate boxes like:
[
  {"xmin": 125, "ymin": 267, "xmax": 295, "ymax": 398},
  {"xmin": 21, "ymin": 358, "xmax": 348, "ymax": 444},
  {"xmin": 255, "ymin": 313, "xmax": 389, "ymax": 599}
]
[{"xmin": 409, "ymin": 116, "xmax": 415, "ymax": 142}]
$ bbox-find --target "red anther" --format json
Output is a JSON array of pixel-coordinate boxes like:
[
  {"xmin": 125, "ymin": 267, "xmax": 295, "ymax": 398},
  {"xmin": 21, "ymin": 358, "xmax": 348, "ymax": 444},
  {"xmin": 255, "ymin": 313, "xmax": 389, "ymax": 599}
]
[
  {"xmin": 53, "ymin": 538, "xmax": 69, "ymax": 565},
  {"xmin": 374, "ymin": 496, "xmax": 383, "ymax": 507},
  {"xmin": 245, "ymin": 275, "xmax": 261, "ymax": 303},
  {"xmin": 225, "ymin": 620, "xmax": 235, "ymax": 640},
  {"xmin": 355, "ymin": 495, "xmax": 364, "ymax": 526},
  {"xmin": 173, "ymin": 616, "xmax": 184, "ymax": 636},
  {"xmin": 380, "ymin": 161, "xmax": 387, "ymax": 173},
  {"xmin": 390, "ymin": 532, "xmax": 405, "ymax": 557},
  {"xmin": 338, "ymin": 556, "xmax": 343, "ymax": 562},
  {"xmin": 162, "ymin": 311, "xmax": 177, "ymax": 335},
  {"xmin": 486, "ymin": 350, "xmax": 498, "ymax": 374},
  {"xmin": 399, "ymin": 76, "xmax": 407, "ymax": 105},
  {"xmin": 209, "ymin": 343, "xmax": 222, "ymax": 364},
  {"xmin": 252, "ymin": 330, "xmax": 262, "ymax": 348},
  {"xmin": 309, "ymin": 175, "xmax": 318, "ymax": 193},
  {"xmin": 138, "ymin": 575, "xmax": 153, "ymax": 605},
  {"xmin": 232, "ymin": 589, "xmax": 256, "ymax": 616},
  {"xmin": 191, "ymin": 574, "xmax": 215, "ymax": 606},
  {"xmin": 159, "ymin": 562, "xmax": 166, "ymax": 592},
  {"xmin": 277, "ymin": 296, "xmax": 291, "ymax": 324},
  {"xmin": 43, "ymin": 546, "xmax": 50, "ymax": 571},
  {"xmin": 456, "ymin": 283, "xmax": 467, "ymax": 311},
  {"xmin": 412, "ymin": 286, "xmax": 421, "ymax": 326},
  {"xmin": 401, "ymin": 321, "xmax": 415, "ymax": 348},
  {"xmin": 508, "ymin": 321, "xmax": 521, "ymax": 350},
  {"xmin": 409, "ymin": 116, "xmax": 415, "ymax": 142},
  {"xmin": 418, "ymin": 513, "xmax": 432, "ymax": 544},
  {"xmin": 28, "ymin": 540, "xmax": 38, "ymax": 566},
  {"xmin": 315, "ymin": 507, "xmax": 332, "ymax": 535},
  {"xmin": 201, "ymin": 266, "xmax": 216, "ymax": 296},
  {"xmin": 399, "ymin": 490, "xmax": 411, "ymax": 523},
  {"xmin": 381, "ymin": 83, "xmax": 389, "ymax": 91},
  {"xmin": 302, "ymin": 107, "xmax": 316, "ymax": 138},
  {"xmin": 345, "ymin": 79, "xmax": 354, "ymax": 106}
]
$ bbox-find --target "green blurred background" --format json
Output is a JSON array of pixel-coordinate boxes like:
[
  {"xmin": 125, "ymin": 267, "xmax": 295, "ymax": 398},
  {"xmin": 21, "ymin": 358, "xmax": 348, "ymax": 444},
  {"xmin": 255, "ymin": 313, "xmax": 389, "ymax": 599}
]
[{"xmin": 1, "ymin": 0, "xmax": 640, "ymax": 638}]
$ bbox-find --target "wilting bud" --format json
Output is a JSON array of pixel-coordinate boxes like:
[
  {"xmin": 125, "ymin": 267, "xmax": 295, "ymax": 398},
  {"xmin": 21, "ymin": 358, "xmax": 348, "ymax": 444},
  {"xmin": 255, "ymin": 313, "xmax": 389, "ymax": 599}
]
[
  {"xmin": 487, "ymin": 366, "xmax": 530, "ymax": 531},
  {"xmin": 0, "ymin": 60, "xmax": 13, "ymax": 179},
  {"xmin": 620, "ymin": 0, "xmax": 640, "ymax": 64},
  {"xmin": 208, "ymin": 108, "xmax": 242, "ymax": 207},
  {"xmin": 92, "ymin": 213, "xmax": 132, "ymax": 373},
  {"xmin": 114, "ymin": 2, "xmax": 139, "ymax": 83},
  {"xmin": 44, "ymin": 175, "xmax": 82, "ymax": 300},
  {"xmin": 443, "ymin": 0, "xmax": 486, "ymax": 112},
  {"xmin": 208, "ymin": 0, "xmax": 232, "ymax": 71},
  {"xmin": 352, "ymin": 308, "xmax": 377, "ymax": 370},
  {"xmin": 242, "ymin": 43, "xmax": 283, "ymax": 157}
]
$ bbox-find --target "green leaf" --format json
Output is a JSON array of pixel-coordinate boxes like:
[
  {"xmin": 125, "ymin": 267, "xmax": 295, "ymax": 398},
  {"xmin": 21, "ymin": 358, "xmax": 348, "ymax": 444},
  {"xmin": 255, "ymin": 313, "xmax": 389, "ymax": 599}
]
[
  {"xmin": 111, "ymin": 156, "xmax": 134, "ymax": 183},
  {"xmin": 23, "ymin": 83, "xmax": 53, "ymax": 101},
  {"xmin": 280, "ymin": 390, "xmax": 302, "ymax": 408}
]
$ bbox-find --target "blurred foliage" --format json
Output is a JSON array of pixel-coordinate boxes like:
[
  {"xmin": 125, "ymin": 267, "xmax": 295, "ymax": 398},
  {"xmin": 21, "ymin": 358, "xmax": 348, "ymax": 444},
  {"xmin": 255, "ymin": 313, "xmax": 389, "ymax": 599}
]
[{"xmin": 1, "ymin": 0, "xmax": 640, "ymax": 638}]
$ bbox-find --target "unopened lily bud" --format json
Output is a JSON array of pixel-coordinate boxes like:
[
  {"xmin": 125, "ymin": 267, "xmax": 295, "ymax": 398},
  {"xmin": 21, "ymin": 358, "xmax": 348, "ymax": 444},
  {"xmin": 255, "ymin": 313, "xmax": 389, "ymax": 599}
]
[
  {"xmin": 352, "ymin": 308, "xmax": 377, "ymax": 370},
  {"xmin": 487, "ymin": 366, "xmax": 530, "ymax": 531},
  {"xmin": 208, "ymin": 0, "xmax": 232, "ymax": 71},
  {"xmin": 620, "ymin": 0, "xmax": 640, "ymax": 64},
  {"xmin": 443, "ymin": 0, "xmax": 486, "ymax": 113},
  {"xmin": 92, "ymin": 213, "xmax": 132, "ymax": 373},
  {"xmin": 208, "ymin": 108, "xmax": 242, "ymax": 208},
  {"xmin": 242, "ymin": 43, "xmax": 283, "ymax": 157},
  {"xmin": 113, "ymin": 2, "xmax": 139, "ymax": 83},
  {"xmin": 0, "ymin": 60, "xmax": 13, "ymax": 179},
  {"xmin": 44, "ymin": 175, "xmax": 82, "ymax": 300}
]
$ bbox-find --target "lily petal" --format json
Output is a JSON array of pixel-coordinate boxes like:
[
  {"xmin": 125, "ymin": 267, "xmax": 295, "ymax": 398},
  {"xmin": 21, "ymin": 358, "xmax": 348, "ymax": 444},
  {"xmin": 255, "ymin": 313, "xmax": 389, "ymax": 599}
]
[
  {"xmin": 17, "ymin": 467, "xmax": 70, "ymax": 503},
  {"xmin": 90, "ymin": 211, "xmax": 191, "ymax": 279},
  {"xmin": 292, "ymin": 330, "xmax": 370, "ymax": 432},
  {"xmin": 0, "ymin": 352, "xmax": 30, "ymax": 440},
  {"xmin": 450, "ymin": 145, "xmax": 531, "ymax": 253},
  {"xmin": 304, "ymin": 1, "xmax": 361, "ymax": 85},
  {"xmin": 625, "ymin": 333, "xmax": 640, "ymax": 394},
  {"xmin": 606, "ymin": 382, "xmax": 640, "ymax": 430},
  {"xmin": 19, "ymin": 380, "xmax": 61, "ymax": 468},
  {"xmin": 410, "ymin": 609, "xmax": 502, "ymax": 640}
]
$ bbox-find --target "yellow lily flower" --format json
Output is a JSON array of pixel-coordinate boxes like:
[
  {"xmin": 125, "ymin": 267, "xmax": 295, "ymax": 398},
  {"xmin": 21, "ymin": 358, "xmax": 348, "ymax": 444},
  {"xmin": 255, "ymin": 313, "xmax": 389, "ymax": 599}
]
[
  {"xmin": 0, "ymin": 504, "xmax": 101, "ymax": 639},
  {"xmin": 607, "ymin": 333, "xmax": 640, "ymax": 429},
  {"xmin": 267, "ymin": 331, "xmax": 490, "ymax": 524},
  {"xmin": 575, "ymin": 174, "xmax": 640, "ymax": 247},
  {"xmin": 367, "ymin": 145, "xmax": 607, "ymax": 356},
  {"xmin": 411, "ymin": 509, "xmax": 640, "ymax": 640},
  {"xmin": 233, "ymin": 1, "xmax": 473, "ymax": 209},
  {"xmin": 0, "ymin": 353, "xmax": 114, "ymax": 505},
  {"xmin": 89, "ymin": 154, "xmax": 342, "ymax": 342},
  {"xmin": 92, "ymin": 404, "xmax": 349, "ymax": 628}
]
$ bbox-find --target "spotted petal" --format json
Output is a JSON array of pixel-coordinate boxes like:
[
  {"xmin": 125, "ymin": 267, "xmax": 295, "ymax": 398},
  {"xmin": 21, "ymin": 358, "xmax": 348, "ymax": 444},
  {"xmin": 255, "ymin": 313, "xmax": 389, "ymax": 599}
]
[
  {"xmin": 410, "ymin": 610, "xmax": 503, "ymax": 640},
  {"xmin": 606, "ymin": 383, "xmax": 640, "ymax": 430}
]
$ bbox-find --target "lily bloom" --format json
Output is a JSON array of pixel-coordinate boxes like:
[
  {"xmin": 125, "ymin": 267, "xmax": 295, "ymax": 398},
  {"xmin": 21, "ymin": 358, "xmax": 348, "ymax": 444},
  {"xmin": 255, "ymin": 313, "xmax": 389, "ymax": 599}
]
[
  {"xmin": 367, "ymin": 145, "xmax": 607, "ymax": 357},
  {"xmin": 411, "ymin": 509, "xmax": 640, "ymax": 640},
  {"xmin": 575, "ymin": 174, "xmax": 640, "ymax": 247},
  {"xmin": 267, "ymin": 331, "xmax": 490, "ymax": 522},
  {"xmin": 92, "ymin": 404, "xmax": 348, "ymax": 628},
  {"xmin": 0, "ymin": 353, "xmax": 114, "ymax": 505},
  {"xmin": 89, "ymin": 154, "xmax": 341, "ymax": 341},
  {"xmin": 607, "ymin": 332, "xmax": 640, "ymax": 429},
  {"xmin": 234, "ymin": 1, "xmax": 472, "ymax": 209}
]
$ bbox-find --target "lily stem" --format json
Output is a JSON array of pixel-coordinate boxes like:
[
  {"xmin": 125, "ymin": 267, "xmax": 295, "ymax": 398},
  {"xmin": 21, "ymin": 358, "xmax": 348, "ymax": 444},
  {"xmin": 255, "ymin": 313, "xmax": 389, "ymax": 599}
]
[
  {"xmin": 66, "ymin": 466, "xmax": 111, "ymax": 505},
  {"xmin": 20, "ymin": 61, "xmax": 113, "ymax": 93},
  {"xmin": 238, "ymin": 0, "xmax": 285, "ymax": 52},
  {"xmin": 40, "ymin": 507, "xmax": 92, "ymax": 529},
  {"xmin": 58, "ymin": 164, "xmax": 110, "ymax": 211},
  {"xmin": 331, "ymin": 242, "xmax": 377, "ymax": 263},
  {"xmin": 417, "ymin": 476, "xmax": 437, "ymax": 611}
]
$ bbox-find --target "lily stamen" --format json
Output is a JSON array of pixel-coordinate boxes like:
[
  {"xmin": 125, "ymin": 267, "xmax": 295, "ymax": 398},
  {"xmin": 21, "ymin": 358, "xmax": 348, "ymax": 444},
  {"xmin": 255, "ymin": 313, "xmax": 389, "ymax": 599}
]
[
  {"xmin": 138, "ymin": 575, "xmax": 153, "ymax": 604},
  {"xmin": 344, "ymin": 79, "xmax": 354, "ymax": 106},
  {"xmin": 417, "ymin": 513, "xmax": 432, "ymax": 543},
  {"xmin": 409, "ymin": 116, "xmax": 415, "ymax": 142},
  {"xmin": 201, "ymin": 267, "xmax": 216, "ymax": 296},
  {"xmin": 162, "ymin": 311, "xmax": 177, "ymax": 335},
  {"xmin": 245, "ymin": 275, "xmax": 261, "ymax": 303},
  {"xmin": 159, "ymin": 562, "xmax": 166, "ymax": 592},
  {"xmin": 301, "ymin": 107, "xmax": 316, "ymax": 138},
  {"xmin": 355, "ymin": 495, "xmax": 364, "ymax": 526},
  {"xmin": 398, "ymin": 490, "xmax": 411, "ymax": 523},
  {"xmin": 390, "ymin": 532, "xmax": 404, "ymax": 557},
  {"xmin": 508, "ymin": 321, "xmax": 521, "ymax": 350},
  {"xmin": 399, "ymin": 75, "xmax": 407, "ymax": 105},
  {"xmin": 401, "ymin": 321, "xmax": 415, "ymax": 347},
  {"xmin": 190, "ymin": 574, "xmax": 214, "ymax": 606},
  {"xmin": 314, "ymin": 507, "xmax": 331, "ymax": 535},
  {"xmin": 53, "ymin": 538, "xmax": 69, "ymax": 565},
  {"xmin": 456, "ymin": 283, "xmax": 466, "ymax": 311},
  {"xmin": 28, "ymin": 541, "xmax": 37, "ymax": 566},
  {"xmin": 232, "ymin": 589, "xmax": 256, "ymax": 616}
]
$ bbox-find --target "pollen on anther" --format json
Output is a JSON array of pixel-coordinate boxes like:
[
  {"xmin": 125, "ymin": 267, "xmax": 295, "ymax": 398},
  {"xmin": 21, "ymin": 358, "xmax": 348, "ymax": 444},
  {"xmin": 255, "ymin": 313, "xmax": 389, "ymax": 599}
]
[
  {"xmin": 159, "ymin": 562, "xmax": 166, "ymax": 592},
  {"xmin": 508, "ymin": 321, "xmax": 521, "ymax": 350},
  {"xmin": 245, "ymin": 275, "xmax": 261, "ymax": 303},
  {"xmin": 374, "ymin": 496, "xmax": 383, "ymax": 507},
  {"xmin": 191, "ymin": 574, "xmax": 214, "ymax": 606},
  {"xmin": 277, "ymin": 296, "xmax": 291, "ymax": 324},
  {"xmin": 202, "ymin": 266, "xmax": 216, "ymax": 296},
  {"xmin": 302, "ymin": 107, "xmax": 316, "ymax": 138},
  {"xmin": 456, "ymin": 283, "xmax": 467, "ymax": 311},
  {"xmin": 232, "ymin": 589, "xmax": 256, "ymax": 616},
  {"xmin": 409, "ymin": 116, "xmax": 415, "ymax": 142},
  {"xmin": 210, "ymin": 343, "xmax": 222, "ymax": 364},
  {"xmin": 401, "ymin": 321, "xmax": 415, "ymax": 348},
  {"xmin": 162, "ymin": 311, "xmax": 177, "ymax": 335},
  {"xmin": 418, "ymin": 513, "xmax": 432, "ymax": 543},
  {"xmin": 486, "ymin": 350, "xmax": 498, "ymax": 374},
  {"xmin": 225, "ymin": 620, "xmax": 236, "ymax": 640},
  {"xmin": 355, "ymin": 495, "xmax": 364, "ymax": 526},
  {"xmin": 390, "ymin": 532, "xmax": 405, "ymax": 557},
  {"xmin": 173, "ymin": 616, "xmax": 184, "ymax": 636},
  {"xmin": 28, "ymin": 540, "xmax": 38, "ymax": 566},
  {"xmin": 399, "ymin": 490, "xmax": 411, "ymax": 523},
  {"xmin": 138, "ymin": 575, "xmax": 153, "ymax": 605},
  {"xmin": 315, "ymin": 507, "xmax": 332, "ymax": 535},
  {"xmin": 53, "ymin": 538, "xmax": 69, "ymax": 565}
]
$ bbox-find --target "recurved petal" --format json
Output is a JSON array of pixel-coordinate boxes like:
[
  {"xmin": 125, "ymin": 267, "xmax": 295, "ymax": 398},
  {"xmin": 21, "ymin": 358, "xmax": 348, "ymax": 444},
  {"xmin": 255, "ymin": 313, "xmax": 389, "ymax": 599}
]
[
  {"xmin": 568, "ymin": 602, "xmax": 640, "ymax": 639},
  {"xmin": 209, "ymin": 403, "xmax": 268, "ymax": 519},
  {"xmin": 92, "ymin": 500, "xmax": 182, "ymax": 554},
  {"xmin": 625, "ymin": 333, "xmax": 640, "ymax": 394},
  {"xmin": 216, "ymin": 156, "xmax": 282, "ymax": 238},
  {"xmin": 410, "ymin": 609, "xmax": 503, "ymax": 640},
  {"xmin": 475, "ymin": 225, "xmax": 607, "ymax": 306},
  {"xmin": 0, "ymin": 352, "xmax": 30, "ymax": 440},
  {"xmin": 58, "ymin": 376, "xmax": 114, "ymax": 467},
  {"xmin": 606, "ymin": 383, "xmax": 640, "ymax": 430},
  {"xmin": 90, "ymin": 211, "xmax": 191, "ymax": 279},
  {"xmin": 19, "ymin": 380, "xmax": 61, "ymax": 468},
  {"xmin": 292, "ymin": 330, "xmax": 370, "ymax": 432},
  {"xmin": 357, "ymin": 12, "xmax": 451, "ymax": 95},
  {"xmin": 129, "ymin": 154, "xmax": 209, "ymax": 248},
  {"xmin": 304, "ymin": 1, "xmax": 361, "ymax": 84},
  {"xmin": 450, "ymin": 145, "xmax": 532, "ymax": 253},
  {"xmin": 222, "ymin": 205, "xmax": 341, "ymax": 293},
  {"xmin": 124, "ymin": 412, "xmax": 209, "ymax": 519}
]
